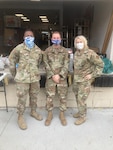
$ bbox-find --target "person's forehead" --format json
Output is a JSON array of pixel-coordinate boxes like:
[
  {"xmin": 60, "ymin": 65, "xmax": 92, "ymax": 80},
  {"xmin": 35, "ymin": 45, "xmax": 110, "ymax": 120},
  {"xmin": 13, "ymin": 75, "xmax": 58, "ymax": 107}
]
[
  {"xmin": 76, "ymin": 38, "xmax": 82, "ymax": 42},
  {"xmin": 52, "ymin": 33, "xmax": 61, "ymax": 38},
  {"xmin": 24, "ymin": 31, "xmax": 34, "ymax": 37}
]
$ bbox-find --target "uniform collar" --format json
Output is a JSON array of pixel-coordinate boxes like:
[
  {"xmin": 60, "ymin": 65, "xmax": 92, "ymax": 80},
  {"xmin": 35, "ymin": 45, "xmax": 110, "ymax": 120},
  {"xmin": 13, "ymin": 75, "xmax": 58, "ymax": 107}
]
[
  {"xmin": 76, "ymin": 48, "xmax": 88, "ymax": 56},
  {"xmin": 51, "ymin": 45, "xmax": 63, "ymax": 52},
  {"xmin": 23, "ymin": 43, "xmax": 35, "ymax": 51}
]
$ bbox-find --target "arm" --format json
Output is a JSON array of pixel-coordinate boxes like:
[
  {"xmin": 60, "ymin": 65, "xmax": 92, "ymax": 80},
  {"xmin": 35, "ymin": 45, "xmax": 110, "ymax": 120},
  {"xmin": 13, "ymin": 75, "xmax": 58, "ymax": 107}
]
[
  {"xmin": 59, "ymin": 50, "xmax": 69, "ymax": 79},
  {"xmin": 38, "ymin": 50, "xmax": 43, "ymax": 66},
  {"xmin": 9, "ymin": 48, "xmax": 19, "ymax": 77},
  {"xmin": 43, "ymin": 51, "xmax": 54, "ymax": 79},
  {"xmin": 88, "ymin": 51, "xmax": 104, "ymax": 78}
]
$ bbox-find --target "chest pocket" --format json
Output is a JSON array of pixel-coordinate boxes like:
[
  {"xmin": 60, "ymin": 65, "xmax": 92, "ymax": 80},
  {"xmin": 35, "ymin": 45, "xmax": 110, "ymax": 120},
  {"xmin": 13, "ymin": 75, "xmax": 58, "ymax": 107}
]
[
  {"xmin": 48, "ymin": 52, "xmax": 65, "ymax": 64},
  {"xmin": 74, "ymin": 55, "xmax": 88, "ymax": 69},
  {"xmin": 57, "ymin": 52, "xmax": 65, "ymax": 65},
  {"xmin": 48, "ymin": 53, "xmax": 55, "ymax": 62}
]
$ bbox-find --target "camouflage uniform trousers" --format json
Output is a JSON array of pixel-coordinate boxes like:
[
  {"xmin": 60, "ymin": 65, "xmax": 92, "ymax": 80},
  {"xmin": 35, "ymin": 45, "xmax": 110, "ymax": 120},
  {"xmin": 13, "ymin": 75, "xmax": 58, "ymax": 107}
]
[
  {"xmin": 73, "ymin": 80, "xmax": 91, "ymax": 117},
  {"xmin": 16, "ymin": 82, "xmax": 40, "ymax": 115},
  {"xmin": 45, "ymin": 78, "xmax": 68, "ymax": 112}
]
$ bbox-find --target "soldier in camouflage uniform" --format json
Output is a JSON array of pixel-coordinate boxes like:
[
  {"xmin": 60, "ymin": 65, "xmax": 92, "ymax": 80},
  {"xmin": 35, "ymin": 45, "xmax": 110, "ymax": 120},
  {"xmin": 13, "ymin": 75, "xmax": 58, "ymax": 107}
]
[
  {"xmin": 43, "ymin": 31, "xmax": 69, "ymax": 126},
  {"xmin": 9, "ymin": 29, "xmax": 43, "ymax": 130},
  {"xmin": 73, "ymin": 35, "xmax": 104, "ymax": 125}
]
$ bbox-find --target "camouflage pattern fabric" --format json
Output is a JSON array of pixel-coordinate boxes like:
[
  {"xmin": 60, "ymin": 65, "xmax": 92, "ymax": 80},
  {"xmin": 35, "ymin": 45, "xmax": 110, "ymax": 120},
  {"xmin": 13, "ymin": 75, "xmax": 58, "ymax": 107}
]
[
  {"xmin": 73, "ymin": 81, "xmax": 91, "ymax": 117},
  {"xmin": 73, "ymin": 48, "xmax": 104, "ymax": 116},
  {"xmin": 9, "ymin": 43, "xmax": 42, "ymax": 83},
  {"xmin": 43, "ymin": 45, "xmax": 69, "ymax": 111},
  {"xmin": 9, "ymin": 43, "xmax": 42, "ymax": 114},
  {"xmin": 73, "ymin": 48, "xmax": 104, "ymax": 82},
  {"xmin": 45, "ymin": 78, "xmax": 68, "ymax": 111},
  {"xmin": 43, "ymin": 45, "xmax": 69, "ymax": 79},
  {"xmin": 16, "ymin": 82, "xmax": 40, "ymax": 114}
]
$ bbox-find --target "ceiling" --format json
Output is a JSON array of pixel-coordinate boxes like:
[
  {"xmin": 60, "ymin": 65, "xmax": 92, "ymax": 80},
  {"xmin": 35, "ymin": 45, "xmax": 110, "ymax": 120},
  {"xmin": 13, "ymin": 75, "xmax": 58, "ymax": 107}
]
[
  {"xmin": 0, "ymin": 0, "xmax": 111, "ymax": 28},
  {"xmin": 0, "ymin": 0, "xmax": 111, "ymax": 50},
  {"xmin": 1, "ymin": 9, "xmax": 59, "ymax": 25},
  {"xmin": 0, "ymin": 1, "xmax": 64, "ymax": 29},
  {"xmin": 0, "ymin": 2, "xmax": 60, "ymax": 24}
]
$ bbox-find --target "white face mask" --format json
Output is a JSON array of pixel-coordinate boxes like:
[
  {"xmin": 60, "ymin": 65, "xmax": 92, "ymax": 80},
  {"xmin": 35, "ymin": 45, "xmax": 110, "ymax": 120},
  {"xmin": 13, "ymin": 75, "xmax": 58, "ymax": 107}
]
[{"xmin": 75, "ymin": 42, "xmax": 84, "ymax": 50}]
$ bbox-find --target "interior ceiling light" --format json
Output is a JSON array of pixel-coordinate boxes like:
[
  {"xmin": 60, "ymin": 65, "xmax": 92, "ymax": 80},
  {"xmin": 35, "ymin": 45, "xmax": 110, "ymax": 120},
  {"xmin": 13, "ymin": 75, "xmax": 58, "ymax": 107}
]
[
  {"xmin": 21, "ymin": 16, "xmax": 27, "ymax": 20},
  {"xmin": 39, "ymin": 16, "xmax": 47, "ymax": 19},
  {"xmin": 15, "ymin": 14, "xmax": 24, "ymax": 17},
  {"xmin": 41, "ymin": 19, "xmax": 49, "ymax": 22},
  {"xmin": 41, "ymin": 18, "xmax": 48, "ymax": 21},
  {"xmin": 42, "ymin": 20, "xmax": 49, "ymax": 23},
  {"xmin": 39, "ymin": 15, "xmax": 49, "ymax": 23},
  {"xmin": 23, "ymin": 19, "xmax": 30, "ymax": 22}
]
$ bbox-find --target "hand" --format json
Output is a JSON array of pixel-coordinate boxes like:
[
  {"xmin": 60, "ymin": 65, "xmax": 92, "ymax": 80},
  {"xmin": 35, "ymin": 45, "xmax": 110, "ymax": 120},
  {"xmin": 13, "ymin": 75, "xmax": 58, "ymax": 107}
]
[
  {"xmin": 85, "ymin": 74, "xmax": 92, "ymax": 80},
  {"xmin": 52, "ymin": 74, "xmax": 60, "ymax": 83}
]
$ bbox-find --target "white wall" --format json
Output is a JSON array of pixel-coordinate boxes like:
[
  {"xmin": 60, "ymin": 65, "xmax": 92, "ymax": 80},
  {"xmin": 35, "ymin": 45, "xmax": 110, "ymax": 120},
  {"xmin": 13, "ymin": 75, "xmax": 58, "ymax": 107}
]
[
  {"xmin": 108, "ymin": 31, "xmax": 113, "ymax": 63},
  {"xmin": 90, "ymin": 1, "xmax": 113, "ymax": 57}
]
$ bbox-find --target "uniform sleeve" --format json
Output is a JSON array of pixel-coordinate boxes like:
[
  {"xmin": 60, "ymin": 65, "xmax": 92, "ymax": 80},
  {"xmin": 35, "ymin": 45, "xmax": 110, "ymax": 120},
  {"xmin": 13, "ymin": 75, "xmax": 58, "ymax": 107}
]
[
  {"xmin": 38, "ymin": 50, "xmax": 43, "ymax": 65},
  {"xmin": 9, "ymin": 48, "xmax": 19, "ymax": 77},
  {"xmin": 89, "ymin": 51, "xmax": 104, "ymax": 78},
  {"xmin": 43, "ymin": 51, "xmax": 54, "ymax": 79},
  {"xmin": 59, "ymin": 50, "xmax": 69, "ymax": 79}
]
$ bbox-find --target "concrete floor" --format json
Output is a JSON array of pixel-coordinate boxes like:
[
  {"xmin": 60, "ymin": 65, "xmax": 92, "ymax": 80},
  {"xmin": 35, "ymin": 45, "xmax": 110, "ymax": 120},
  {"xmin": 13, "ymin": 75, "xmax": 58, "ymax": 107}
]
[
  {"xmin": 0, "ymin": 108, "xmax": 113, "ymax": 150},
  {"xmin": 0, "ymin": 73, "xmax": 113, "ymax": 150}
]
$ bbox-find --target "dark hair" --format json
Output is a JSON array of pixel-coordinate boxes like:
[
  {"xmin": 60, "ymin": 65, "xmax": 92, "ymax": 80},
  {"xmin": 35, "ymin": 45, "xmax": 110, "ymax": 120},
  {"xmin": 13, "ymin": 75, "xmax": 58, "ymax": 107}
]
[
  {"xmin": 52, "ymin": 31, "xmax": 61, "ymax": 35},
  {"xmin": 24, "ymin": 28, "xmax": 34, "ymax": 35},
  {"xmin": 51, "ymin": 31, "xmax": 62, "ymax": 38}
]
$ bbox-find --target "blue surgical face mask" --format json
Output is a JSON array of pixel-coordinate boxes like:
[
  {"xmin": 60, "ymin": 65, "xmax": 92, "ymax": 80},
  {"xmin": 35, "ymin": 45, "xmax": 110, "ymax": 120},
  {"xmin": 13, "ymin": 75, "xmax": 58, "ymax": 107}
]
[
  {"xmin": 24, "ymin": 36, "xmax": 35, "ymax": 49},
  {"xmin": 51, "ymin": 39, "xmax": 61, "ymax": 45}
]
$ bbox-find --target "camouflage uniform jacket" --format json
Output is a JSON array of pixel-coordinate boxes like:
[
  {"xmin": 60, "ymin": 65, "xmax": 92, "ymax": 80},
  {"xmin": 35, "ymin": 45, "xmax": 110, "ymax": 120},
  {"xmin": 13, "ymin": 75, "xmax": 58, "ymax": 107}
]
[
  {"xmin": 43, "ymin": 45, "xmax": 69, "ymax": 79},
  {"xmin": 9, "ymin": 43, "xmax": 42, "ymax": 83},
  {"xmin": 73, "ymin": 48, "xmax": 104, "ymax": 82}
]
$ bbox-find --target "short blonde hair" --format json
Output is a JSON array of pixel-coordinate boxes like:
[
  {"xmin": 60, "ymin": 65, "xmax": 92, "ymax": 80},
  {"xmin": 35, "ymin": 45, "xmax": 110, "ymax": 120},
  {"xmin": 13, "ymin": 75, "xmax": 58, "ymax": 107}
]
[{"xmin": 74, "ymin": 35, "xmax": 89, "ymax": 49}]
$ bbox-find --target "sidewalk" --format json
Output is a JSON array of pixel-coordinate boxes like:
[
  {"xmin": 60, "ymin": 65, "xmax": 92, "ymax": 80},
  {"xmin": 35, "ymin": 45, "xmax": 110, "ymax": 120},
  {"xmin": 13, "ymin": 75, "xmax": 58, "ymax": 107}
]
[{"xmin": 0, "ymin": 107, "xmax": 113, "ymax": 150}]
